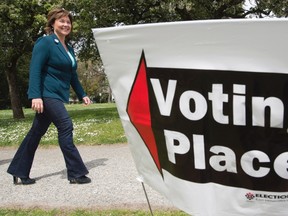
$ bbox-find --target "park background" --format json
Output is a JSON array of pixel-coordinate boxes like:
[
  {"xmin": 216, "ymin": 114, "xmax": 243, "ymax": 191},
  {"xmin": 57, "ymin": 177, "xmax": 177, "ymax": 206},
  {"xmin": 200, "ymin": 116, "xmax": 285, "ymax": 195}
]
[
  {"xmin": 1, "ymin": 0, "xmax": 287, "ymax": 118},
  {"xmin": 1, "ymin": 0, "xmax": 288, "ymax": 215}
]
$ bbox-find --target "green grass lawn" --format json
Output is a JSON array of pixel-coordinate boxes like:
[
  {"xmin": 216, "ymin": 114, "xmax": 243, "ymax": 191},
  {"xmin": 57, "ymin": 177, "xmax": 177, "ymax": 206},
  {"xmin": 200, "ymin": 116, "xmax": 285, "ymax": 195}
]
[
  {"xmin": 0, "ymin": 209, "xmax": 189, "ymax": 216},
  {"xmin": 0, "ymin": 103, "xmax": 127, "ymax": 147}
]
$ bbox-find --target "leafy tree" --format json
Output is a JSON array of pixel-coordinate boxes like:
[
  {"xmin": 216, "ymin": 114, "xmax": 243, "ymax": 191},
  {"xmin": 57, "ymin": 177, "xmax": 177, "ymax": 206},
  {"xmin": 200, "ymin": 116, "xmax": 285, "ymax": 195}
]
[
  {"xmin": 74, "ymin": 60, "xmax": 107, "ymax": 103},
  {"xmin": 0, "ymin": 0, "xmax": 53, "ymax": 118},
  {"xmin": 108, "ymin": 0, "xmax": 246, "ymax": 24},
  {"xmin": 245, "ymin": 0, "xmax": 288, "ymax": 18},
  {"xmin": 64, "ymin": 0, "xmax": 117, "ymax": 102}
]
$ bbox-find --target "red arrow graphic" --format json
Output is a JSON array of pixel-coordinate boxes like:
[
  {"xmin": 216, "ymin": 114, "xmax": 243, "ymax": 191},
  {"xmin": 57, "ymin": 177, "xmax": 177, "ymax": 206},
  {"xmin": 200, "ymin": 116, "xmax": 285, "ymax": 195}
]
[{"xmin": 127, "ymin": 51, "xmax": 161, "ymax": 174}]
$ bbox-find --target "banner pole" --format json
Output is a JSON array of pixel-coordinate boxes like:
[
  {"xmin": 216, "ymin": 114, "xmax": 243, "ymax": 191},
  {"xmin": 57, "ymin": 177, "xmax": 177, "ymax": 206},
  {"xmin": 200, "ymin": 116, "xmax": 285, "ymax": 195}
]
[
  {"xmin": 137, "ymin": 177, "xmax": 154, "ymax": 216},
  {"xmin": 141, "ymin": 181, "xmax": 154, "ymax": 216}
]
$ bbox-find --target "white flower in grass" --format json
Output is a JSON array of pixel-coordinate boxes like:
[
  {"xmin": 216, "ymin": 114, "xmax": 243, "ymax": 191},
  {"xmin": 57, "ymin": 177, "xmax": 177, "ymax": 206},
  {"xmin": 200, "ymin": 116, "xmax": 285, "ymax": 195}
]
[{"xmin": 77, "ymin": 138, "xmax": 84, "ymax": 142}]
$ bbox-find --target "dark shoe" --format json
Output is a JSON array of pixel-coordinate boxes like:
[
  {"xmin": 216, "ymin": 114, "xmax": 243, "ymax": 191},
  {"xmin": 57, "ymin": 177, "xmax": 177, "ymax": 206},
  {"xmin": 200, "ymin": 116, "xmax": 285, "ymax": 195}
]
[
  {"xmin": 70, "ymin": 176, "xmax": 91, "ymax": 184},
  {"xmin": 13, "ymin": 176, "xmax": 36, "ymax": 185}
]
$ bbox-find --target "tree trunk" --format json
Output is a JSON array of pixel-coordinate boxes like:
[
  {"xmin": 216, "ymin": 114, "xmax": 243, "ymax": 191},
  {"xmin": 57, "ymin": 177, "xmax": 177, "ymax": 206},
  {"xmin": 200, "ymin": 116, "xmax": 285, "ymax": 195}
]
[
  {"xmin": 108, "ymin": 85, "xmax": 112, "ymax": 103},
  {"xmin": 5, "ymin": 62, "xmax": 25, "ymax": 119}
]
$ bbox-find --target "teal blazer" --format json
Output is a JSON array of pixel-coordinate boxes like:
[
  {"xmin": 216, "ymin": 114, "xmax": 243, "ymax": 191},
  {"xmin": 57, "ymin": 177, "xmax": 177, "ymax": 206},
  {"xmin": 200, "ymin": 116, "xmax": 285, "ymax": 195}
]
[{"xmin": 28, "ymin": 33, "xmax": 86, "ymax": 103}]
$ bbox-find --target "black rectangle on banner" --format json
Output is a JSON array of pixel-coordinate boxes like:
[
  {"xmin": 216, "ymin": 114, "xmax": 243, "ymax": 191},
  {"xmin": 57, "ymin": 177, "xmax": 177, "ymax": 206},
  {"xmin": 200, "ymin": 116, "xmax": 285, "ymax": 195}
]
[{"xmin": 147, "ymin": 67, "xmax": 288, "ymax": 192}]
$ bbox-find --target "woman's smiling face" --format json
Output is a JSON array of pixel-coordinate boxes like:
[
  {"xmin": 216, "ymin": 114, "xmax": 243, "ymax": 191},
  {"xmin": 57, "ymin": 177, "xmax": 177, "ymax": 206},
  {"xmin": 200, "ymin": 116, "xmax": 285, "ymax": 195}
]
[{"xmin": 53, "ymin": 15, "xmax": 71, "ymax": 38}]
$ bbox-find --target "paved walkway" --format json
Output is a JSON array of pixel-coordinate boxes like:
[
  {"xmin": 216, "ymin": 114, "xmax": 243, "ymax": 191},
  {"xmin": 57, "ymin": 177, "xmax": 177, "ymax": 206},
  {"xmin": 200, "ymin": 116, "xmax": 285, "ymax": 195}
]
[{"xmin": 0, "ymin": 144, "xmax": 175, "ymax": 211}]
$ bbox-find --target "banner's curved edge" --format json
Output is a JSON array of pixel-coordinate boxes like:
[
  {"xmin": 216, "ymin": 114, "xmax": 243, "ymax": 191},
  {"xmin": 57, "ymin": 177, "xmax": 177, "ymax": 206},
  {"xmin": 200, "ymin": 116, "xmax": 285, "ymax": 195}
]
[{"xmin": 92, "ymin": 18, "xmax": 288, "ymax": 36}]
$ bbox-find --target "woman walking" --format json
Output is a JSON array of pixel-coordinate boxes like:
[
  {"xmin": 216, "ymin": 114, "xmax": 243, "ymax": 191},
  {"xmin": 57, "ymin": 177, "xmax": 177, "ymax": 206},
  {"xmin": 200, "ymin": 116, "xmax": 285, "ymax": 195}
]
[{"xmin": 7, "ymin": 7, "xmax": 92, "ymax": 185}]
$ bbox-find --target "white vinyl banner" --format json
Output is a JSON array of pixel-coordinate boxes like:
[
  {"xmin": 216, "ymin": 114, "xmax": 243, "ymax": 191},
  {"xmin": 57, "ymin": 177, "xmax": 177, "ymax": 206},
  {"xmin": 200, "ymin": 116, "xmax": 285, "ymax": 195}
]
[{"xmin": 93, "ymin": 19, "xmax": 288, "ymax": 216}]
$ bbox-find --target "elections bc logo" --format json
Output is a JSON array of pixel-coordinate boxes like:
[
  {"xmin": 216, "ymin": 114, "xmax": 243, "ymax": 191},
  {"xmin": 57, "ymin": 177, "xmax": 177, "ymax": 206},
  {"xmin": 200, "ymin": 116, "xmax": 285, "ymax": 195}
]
[
  {"xmin": 245, "ymin": 192, "xmax": 288, "ymax": 202},
  {"xmin": 246, "ymin": 192, "xmax": 255, "ymax": 200},
  {"xmin": 127, "ymin": 51, "xmax": 288, "ymax": 192}
]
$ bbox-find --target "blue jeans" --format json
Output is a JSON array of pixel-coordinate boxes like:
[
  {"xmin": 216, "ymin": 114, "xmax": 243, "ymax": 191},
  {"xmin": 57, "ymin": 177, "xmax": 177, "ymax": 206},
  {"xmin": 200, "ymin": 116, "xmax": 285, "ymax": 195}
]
[{"xmin": 7, "ymin": 98, "xmax": 88, "ymax": 180}]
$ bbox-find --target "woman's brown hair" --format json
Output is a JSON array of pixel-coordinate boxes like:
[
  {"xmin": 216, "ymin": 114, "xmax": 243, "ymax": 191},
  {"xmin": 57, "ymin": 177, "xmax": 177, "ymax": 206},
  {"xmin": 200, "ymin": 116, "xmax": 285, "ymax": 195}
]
[{"xmin": 44, "ymin": 7, "xmax": 73, "ymax": 35}]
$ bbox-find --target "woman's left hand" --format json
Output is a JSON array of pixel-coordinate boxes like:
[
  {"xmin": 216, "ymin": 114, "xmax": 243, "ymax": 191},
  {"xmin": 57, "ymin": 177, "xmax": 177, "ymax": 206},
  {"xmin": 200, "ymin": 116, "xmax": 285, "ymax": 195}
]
[{"xmin": 82, "ymin": 96, "xmax": 92, "ymax": 106}]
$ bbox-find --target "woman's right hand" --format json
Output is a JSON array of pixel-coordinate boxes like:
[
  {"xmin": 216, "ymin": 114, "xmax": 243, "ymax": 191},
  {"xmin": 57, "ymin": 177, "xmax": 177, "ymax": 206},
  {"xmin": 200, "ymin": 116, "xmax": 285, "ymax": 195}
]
[{"xmin": 31, "ymin": 98, "xmax": 44, "ymax": 113}]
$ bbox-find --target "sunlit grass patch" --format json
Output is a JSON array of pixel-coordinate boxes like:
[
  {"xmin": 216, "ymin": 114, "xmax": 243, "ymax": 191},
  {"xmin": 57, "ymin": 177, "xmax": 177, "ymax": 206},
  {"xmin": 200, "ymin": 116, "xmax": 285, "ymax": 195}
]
[
  {"xmin": 0, "ymin": 208, "xmax": 189, "ymax": 216},
  {"xmin": 0, "ymin": 103, "xmax": 126, "ymax": 147}
]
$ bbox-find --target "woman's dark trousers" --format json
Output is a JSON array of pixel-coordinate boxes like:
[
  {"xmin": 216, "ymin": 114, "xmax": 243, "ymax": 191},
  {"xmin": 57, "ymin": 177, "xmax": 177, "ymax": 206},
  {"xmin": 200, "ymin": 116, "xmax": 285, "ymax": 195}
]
[{"xmin": 7, "ymin": 98, "xmax": 88, "ymax": 180}]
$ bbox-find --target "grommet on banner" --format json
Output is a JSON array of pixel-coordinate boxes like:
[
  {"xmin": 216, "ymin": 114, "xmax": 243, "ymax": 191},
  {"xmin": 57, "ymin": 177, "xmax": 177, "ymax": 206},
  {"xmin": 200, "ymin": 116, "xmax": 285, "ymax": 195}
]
[{"xmin": 137, "ymin": 176, "xmax": 154, "ymax": 216}]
